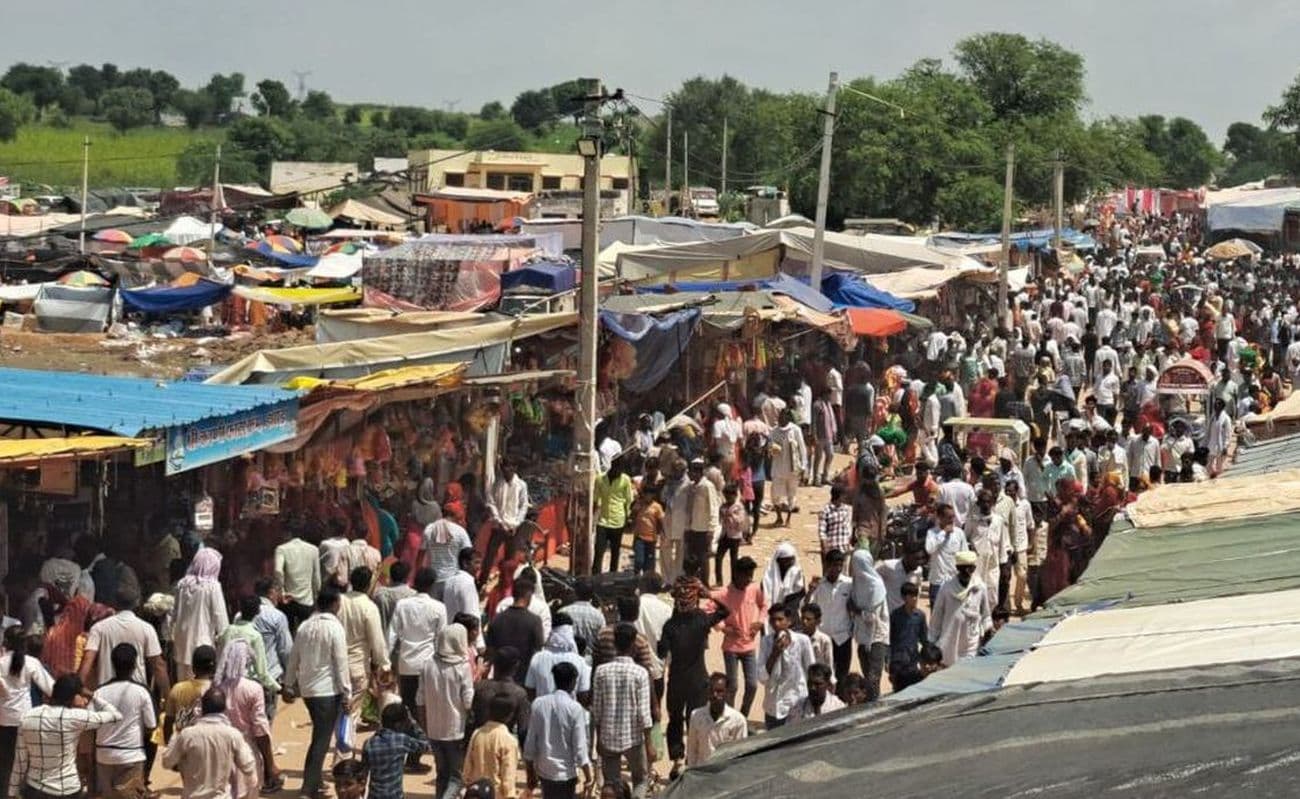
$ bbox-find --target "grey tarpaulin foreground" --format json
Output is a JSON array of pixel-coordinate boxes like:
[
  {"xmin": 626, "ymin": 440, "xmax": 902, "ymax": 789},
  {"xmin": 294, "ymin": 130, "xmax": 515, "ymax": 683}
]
[{"xmin": 666, "ymin": 657, "xmax": 1300, "ymax": 798}]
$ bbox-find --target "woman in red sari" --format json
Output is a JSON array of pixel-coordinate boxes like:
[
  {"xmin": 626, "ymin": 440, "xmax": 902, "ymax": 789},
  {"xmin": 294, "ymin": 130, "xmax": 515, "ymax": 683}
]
[{"xmin": 484, "ymin": 554, "xmax": 523, "ymax": 623}]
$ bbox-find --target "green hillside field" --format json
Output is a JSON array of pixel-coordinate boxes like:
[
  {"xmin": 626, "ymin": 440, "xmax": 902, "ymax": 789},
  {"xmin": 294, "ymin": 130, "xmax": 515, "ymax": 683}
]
[{"xmin": 0, "ymin": 120, "xmax": 221, "ymax": 191}]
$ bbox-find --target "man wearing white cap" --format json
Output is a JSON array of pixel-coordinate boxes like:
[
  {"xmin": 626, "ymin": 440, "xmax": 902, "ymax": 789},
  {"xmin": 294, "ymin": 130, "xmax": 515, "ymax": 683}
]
[{"xmin": 930, "ymin": 550, "xmax": 992, "ymax": 667}]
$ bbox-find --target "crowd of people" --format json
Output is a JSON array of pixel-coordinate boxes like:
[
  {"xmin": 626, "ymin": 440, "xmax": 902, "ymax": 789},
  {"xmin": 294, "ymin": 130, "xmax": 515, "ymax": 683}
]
[{"xmin": 0, "ymin": 209, "xmax": 1282, "ymax": 799}]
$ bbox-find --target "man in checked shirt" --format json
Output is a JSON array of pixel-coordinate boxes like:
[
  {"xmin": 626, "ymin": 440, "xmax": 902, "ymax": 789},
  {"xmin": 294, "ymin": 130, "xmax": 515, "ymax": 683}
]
[
  {"xmin": 10, "ymin": 674, "xmax": 122, "ymax": 799},
  {"xmin": 361, "ymin": 703, "xmax": 433, "ymax": 799},
  {"xmin": 591, "ymin": 624, "xmax": 654, "ymax": 799}
]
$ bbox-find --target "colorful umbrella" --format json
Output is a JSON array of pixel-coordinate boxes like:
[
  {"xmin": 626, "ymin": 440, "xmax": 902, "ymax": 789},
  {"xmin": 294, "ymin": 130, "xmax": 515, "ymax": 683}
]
[
  {"xmin": 285, "ymin": 207, "xmax": 334, "ymax": 230},
  {"xmin": 57, "ymin": 270, "xmax": 110, "ymax": 287},
  {"xmin": 93, "ymin": 229, "xmax": 134, "ymax": 244},
  {"xmin": 161, "ymin": 246, "xmax": 208, "ymax": 263},
  {"xmin": 324, "ymin": 241, "xmax": 362, "ymax": 255},
  {"xmin": 128, "ymin": 232, "xmax": 172, "ymax": 249},
  {"xmin": 246, "ymin": 235, "xmax": 303, "ymax": 255}
]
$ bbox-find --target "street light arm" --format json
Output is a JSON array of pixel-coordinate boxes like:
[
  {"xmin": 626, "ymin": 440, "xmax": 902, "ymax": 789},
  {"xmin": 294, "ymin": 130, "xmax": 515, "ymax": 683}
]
[{"xmin": 838, "ymin": 85, "xmax": 907, "ymax": 118}]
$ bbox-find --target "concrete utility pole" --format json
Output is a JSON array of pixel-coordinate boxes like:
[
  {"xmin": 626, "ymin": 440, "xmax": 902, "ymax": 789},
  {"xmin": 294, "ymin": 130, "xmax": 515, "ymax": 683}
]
[
  {"xmin": 683, "ymin": 128, "xmax": 690, "ymax": 216},
  {"xmin": 78, "ymin": 136, "xmax": 90, "ymax": 255},
  {"xmin": 207, "ymin": 144, "xmax": 222, "ymax": 263},
  {"xmin": 999, "ymin": 142, "xmax": 1016, "ymax": 329},
  {"xmin": 809, "ymin": 71, "xmax": 839, "ymax": 290},
  {"xmin": 572, "ymin": 77, "xmax": 604, "ymax": 576},
  {"xmin": 1053, "ymin": 149, "xmax": 1065, "ymax": 251},
  {"xmin": 721, "ymin": 115, "xmax": 728, "ymax": 196},
  {"xmin": 664, "ymin": 107, "xmax": 672, "ymax": 214}
]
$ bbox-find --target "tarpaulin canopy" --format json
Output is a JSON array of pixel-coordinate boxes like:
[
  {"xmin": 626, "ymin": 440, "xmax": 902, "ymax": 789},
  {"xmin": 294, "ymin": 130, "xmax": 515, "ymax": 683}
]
[
  {"xmin": 820, "ymin": 272, "xmax": 915, "ymax": 311},
  {"xmin": 164, "ymin": 216, "xmax": 214, "ymax": 246},
  {"xmin": 929, "ymin": 227, "xmax": 1097, "ymax": 252},
  {"xmin": 520, "ymin": 214, "xmax": 755, "ymax": 251},
  {"xmin": 845, "ymin": 307, "xmax": 907, "ymax": 337},
  {"xmin": 314, "ymin": 308, "xmax": 490, "ymax": 343},
  {"xmin": 304, "ymin": 251, "xmax": 364, "ymax": 280},
  {"xmin": 206, "ymin": 312, "xmax": 578, "ymax": 385},
  {"xmin": 33, "ymin": 284, "xmax": 112, "ymax": 333},
  {"xmin": 1004, "ymin": 588, "xmax": 1300, "ymax": 687},
  {"xmin": 0, "ymin": 435, "xmax": 152, "ymax": 465},
  {"xmin": 613, "ymin": 225, "xmax": 985, "ymax": 282},
  {"xmin": 121, "ymin": 278, "xmax": 232, "ymax": 314},
  {"xmin": 500, "ymin": 261, "xmax": 576, "ymax": 294},
  {"xmin": 600, "ymin": 309, "xmax": 700, "ymax": 392},
  {"xmin": 636, "ymin": 272, "xmax": 834, "ymax": 313},
  {"xmin": 328, "ymin": 198, "xmax": 406, "ymax": 229},
  {"xmin": 0, "ymin": 284, "xmax": 41, "ymax": 303},
  {"xmin": 1206, "ymin": 187, "xmax": 1300, "ymax": 233},
  {"xmin": 232, "ymin": 286, "xmax": 361, "ymax": 306},
  {"xmin": 1126, "ymin": 465, "xmax": 1300, "ymax": 528},
  {"xmin": 285, "ymin": 361, "xmax": 466, "ymax": 393}
]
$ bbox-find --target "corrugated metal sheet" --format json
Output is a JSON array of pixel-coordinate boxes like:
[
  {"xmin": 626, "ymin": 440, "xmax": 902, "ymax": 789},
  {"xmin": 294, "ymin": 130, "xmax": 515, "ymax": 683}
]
[
  {"xmin": 1229, "ymin": 431, "xmax": 1300, "ymax": 477},
  {"xmin": 0, "ymin": 368, "xmax": 296, "ymax": 436}
]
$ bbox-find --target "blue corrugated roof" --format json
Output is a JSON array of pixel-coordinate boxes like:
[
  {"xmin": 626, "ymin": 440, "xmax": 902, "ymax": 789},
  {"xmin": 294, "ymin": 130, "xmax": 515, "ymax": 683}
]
[{"xmin": 0, "ymin": 368, "xmax": 297, "ymax": 436}]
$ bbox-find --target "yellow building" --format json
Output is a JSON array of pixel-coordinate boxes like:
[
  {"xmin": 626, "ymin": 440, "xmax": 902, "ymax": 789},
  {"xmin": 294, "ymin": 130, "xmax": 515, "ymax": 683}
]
[{"xmin": 406, "ymin": 148, "xmax": 635, "ymax": 215}]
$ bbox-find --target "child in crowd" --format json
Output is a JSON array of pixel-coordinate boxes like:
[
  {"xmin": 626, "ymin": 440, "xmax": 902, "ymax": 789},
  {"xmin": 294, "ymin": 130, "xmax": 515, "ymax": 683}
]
[
  {"xmin": 631, "ymin": 486, "xmax": 665, "ymax": 576},
  {"xmin": 716, "ymin": 484, "xmax": 750, "ymax": 585},
  {"xmin": 801, "ymin": 603, "xmax": 834, "ymax": 676}
]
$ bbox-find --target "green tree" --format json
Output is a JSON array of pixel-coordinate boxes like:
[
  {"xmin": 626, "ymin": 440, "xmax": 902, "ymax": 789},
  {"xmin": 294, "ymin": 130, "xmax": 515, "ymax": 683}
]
[
  {"xmin": 466, "ymin": 117, "xmax": 528, "ymax": 151},
  {"xmin": 225, "ymin": 115, "xmax": 293, "ymax": 178},
  {"xmin": 251, "ymin": 79, "xmax": 295, "ymax": 117},
  {"xmin": 1221, "ymin": 121, "xmax": 1294, "ymax": 185},
  {"xmin": 549, "ymin": 80, "xmax": 586, "ymax": 121},
  {"xmin": 118, "ymin": 68, "xmax": 179, "ymax": 123},
  {"xmin": 67, "ymin": 64, "xmax": 111, "ymax": 104},
  {"xmin": 479, "ymin": 101, "xmax": 505, "ymax": 120},
  {"xmin": 203, "ymin": 72, "xmax": 245, "ymax": 119},
  {"xmin": 1135, "ymin": 115, "xmax": 1221, "ymax": 187},
  {"xmin": 99, "ymin": 86, "xmax": 154, "ymax": 133},
  {"xmin": 170, "ymin": 88, "xmax": 215, "ymax": 129},
  {"xmin": 511, "ymin": 89, "xmax": 557, "ymax": 132},
  {"xmin": 953, "ymin": 33, "xmax": 1086, "ymax": 120},
  {"xmin": 0, "ymin": 63, "xmax": 64, "ymax": 115},
  {"xmin": 55, "ymin": 85, "xmax": 93, "ymax": 116},
  {"xmin": 300, "ymin": 90, "xmax": 335, "ymax": 120},
  {"xmin": 0, "ymin": 87, "xmax": 36, "ymax": 142},
  {"xmin": 343, "ymin": 105, "xmax": 363, "ymax": 125},
  {"xmin": 176, "ymin": 141, "xmax": 260, "ymax": 185}
]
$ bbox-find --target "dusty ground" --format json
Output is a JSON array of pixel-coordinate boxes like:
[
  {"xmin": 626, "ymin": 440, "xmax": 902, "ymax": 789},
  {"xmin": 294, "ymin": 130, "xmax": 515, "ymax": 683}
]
[
  {"xmin": 145, "ymin": 455, "xmax": 864, "ymax": 798},
  {"xmin": 0, "ymin": 327, "xmax": 314, "ymax": 379}
]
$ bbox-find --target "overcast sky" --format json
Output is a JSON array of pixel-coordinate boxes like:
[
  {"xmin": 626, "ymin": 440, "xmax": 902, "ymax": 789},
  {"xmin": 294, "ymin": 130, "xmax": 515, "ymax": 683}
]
[{"xmin": 9, "ymin": 0, "xmax": 1299, "ymax": 142}]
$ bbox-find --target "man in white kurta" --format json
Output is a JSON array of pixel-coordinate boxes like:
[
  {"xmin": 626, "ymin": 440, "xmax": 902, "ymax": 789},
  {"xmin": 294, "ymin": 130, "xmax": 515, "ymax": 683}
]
[
  {"xmin": 930, "ymin": 551, "xmax": 993, "ymax": 667},
  {"xmin": 768, "ymin": 410, "xmax": 807, "ymax": 525},
  {"xmin": 964, "ymin": 492, "xmax": 1006, "ymax": 611}
]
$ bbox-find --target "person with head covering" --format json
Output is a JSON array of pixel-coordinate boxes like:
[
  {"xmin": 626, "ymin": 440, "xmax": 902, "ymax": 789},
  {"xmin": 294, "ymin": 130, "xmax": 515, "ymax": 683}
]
[
  {"xmin": 929, "ymin": 550, "xmax": 992, "ymax": 667},
  {"xmin": 215, "ymin": 638, "xmax": 281, "ymax": 795},
  {"xmin": 171, "ymin": 549, "xmax": 229, "ymax": 681},
  {"xmin": 760, "ymin": 542, "xmax": 805, "ymax": 619},
  {"xmin": 525, "ymin": 619, "xmax": 591, "ymax": 699},
  {"xmin": 412, "ymin": 478, "xmax": 443, "ymax": 528},
  {"xmin": 420, "ymin": 624, "xmax": 475, "ymax": 799},
  {"xmin": 848, "ymin": 548, "xmax": 890, "ymax": 700}
]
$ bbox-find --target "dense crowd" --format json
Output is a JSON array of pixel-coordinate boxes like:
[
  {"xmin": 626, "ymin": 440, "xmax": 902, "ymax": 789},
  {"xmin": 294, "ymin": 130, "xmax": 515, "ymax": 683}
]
[{"xmin": 0, "ymin": 210, "xmax": 1286, "ymax": 799}]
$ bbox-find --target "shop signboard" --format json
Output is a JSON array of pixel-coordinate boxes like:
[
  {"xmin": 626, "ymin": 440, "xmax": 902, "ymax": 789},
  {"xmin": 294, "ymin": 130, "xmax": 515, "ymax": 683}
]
[{"xmin": 165, "ymin": 399, "xmax": 298, "ymax": 475}]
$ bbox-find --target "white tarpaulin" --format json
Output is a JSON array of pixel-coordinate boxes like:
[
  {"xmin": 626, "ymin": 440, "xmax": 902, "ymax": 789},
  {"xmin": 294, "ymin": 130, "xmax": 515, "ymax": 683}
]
[
  {"xmin": 315, "ymin": 308, "xmax": 490, "ymax": 343},
  {"xmin": 0, "ymin": 284, "xmax": 42, "ymax": 302},
  {"xmin": 0, "ymin": 213, "xmax": 84, "ymax": 238},
  {"xmin": 33, "ymin": 284, "xmax": 112, "ymax": 333},
  {"xmin": 164, "ymin": 216, "xmax": 214, "ymax": 245},
  {"xmin": 1004, "ymin": 588, "xmax": 1300, "ymax": 686},
  {"xmin": 305, "ymin": 251, "xmax": 364, "ymax": 280},
  {"xmin": 1205, "ymin": 187, "xmax": 1300, "ymax": 233},
  {"xmin": 613, "ymin": 226, "xmax": 985, "ymax": 283}
]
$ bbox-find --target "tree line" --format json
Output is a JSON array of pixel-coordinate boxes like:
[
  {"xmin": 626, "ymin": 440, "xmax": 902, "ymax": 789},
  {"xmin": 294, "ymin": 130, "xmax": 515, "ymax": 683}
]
[{"xmin": 4, "ymin": 38, "xmax": 1300, "ymax": 229}]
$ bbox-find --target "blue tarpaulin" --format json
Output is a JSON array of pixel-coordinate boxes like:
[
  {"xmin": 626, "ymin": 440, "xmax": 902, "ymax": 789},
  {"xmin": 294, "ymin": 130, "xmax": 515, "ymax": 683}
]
[
  {"xmin": 500, "ymin": 261, "xmax": 577, "ymax": 294},
  {"xmin": 820, "ymin": 273, "xmax": 915, "ymax": 312},
  {"xmin": 636, "ymin": 272, "xmax": 833, "ymax": 313},
  {"xmin": 246, "ymin": 241, "xmax": 320, "ymax": 267},
  {"xmin": 930, "ymin": 228, "xmax": 1096, "ymax": 252},
  {"xmin": 599, "ymin": 308, "xmax": 700, "ymax": 393},
  {"xmin": 121, "ymin": 279, "xmax": 233, "ymax": 313}
]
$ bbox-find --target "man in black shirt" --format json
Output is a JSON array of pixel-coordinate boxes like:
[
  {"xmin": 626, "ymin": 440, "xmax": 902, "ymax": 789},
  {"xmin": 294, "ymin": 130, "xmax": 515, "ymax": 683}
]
[
  {"xmin": 888, "ymin": 582, "xmax": 929, "ymax": 692},
  {"xmin": 658, "ymin": 576, "xmax": 729, "ymax": 778},
  {"xmin": 484, "ymin": 578, "xmax": 544, "ymax": 684},
  {"xmin": 469, "ymin": 648, "xmax": 530, "ymax": 739}
]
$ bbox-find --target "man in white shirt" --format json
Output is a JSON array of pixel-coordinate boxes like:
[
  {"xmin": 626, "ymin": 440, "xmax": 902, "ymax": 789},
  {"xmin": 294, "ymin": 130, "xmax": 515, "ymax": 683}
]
[
  {"xmin": 389, "ymin": 567, "xmax": 448, "ymax": 770},
  {"xmin": 1094, "ymin": 360, "xmax": 1121, "ymax": 427},
  {"xmin": 283, "ymin": 586, "xmax": 351, "ymax": 798},
  {"xmin": 931, "ymin": 551, "xmax": 993, "ymax": 667},
  {"xmin": 79, "ymin": 587, "xmax": 169, "ymax": 696},
  {"xmin": 424, "ymin": 517, "xmax": 472, "ymax": 598},
  {"xmin": 484, "ymin": 458, "xmax": 531, "ymax": 583},
  {"xmin": 318, "ymin": 521, "xmax": 353, "ymax": 590},
  {"xmin": 685, "ymin": 673, "xmax": 747, "ymax": 767},
  {"xmin": 1092, "ymin": 337, "xmax": 1119, "ymax": 385},
  {"xmin": 924, "ymin": 504, "xmax": 968, "ymax": 606},
  {"xmin": 758, "ymin": 605, "xmax": 814, "ymax": 730},
  {"xmin": 274, "ymin": 532, "xmax": 321, "ymax": 633},
  {"xmin": 92, "ymin": 643, "xmax": 157, "ymax": 797},
  {"xmin": 1161, "ymin": 419, "xmax": 1196, "ymax": 481},
  {"xmin": 876, "ymin": 550, "xmax": 925, "ymax": 613},
  {"xmin": 1207, "ymin": 398, "xmax": 1233, "ymax": 476},
  {"xmin": 679, "ymin": 459, "xmax": 721, "ymax": 585},
  {"xmin": 1126, "ymin": 425, "xmax": 1161, "ymax": 492},
  {"xmin": 785, "ymin": 662, "xmax": 846, "ymax": 724},
  {"xmin": 338, "ymin": 566, "xmax": 390, "ymax": 738},
  {"xmin": 1007, "ymin": 480, "xmax": 1033, "ymax": 614},
  {"xmin": 938, "ymin": 476, "xmax": 977, "ymax": 527},
  {"xmin": 768, "ymin": 410, "xmax": 807, "ymax": 526},
  {"xmin": 967, "ymin": 491, "xmax": 1008, "ymax": 611},
  {"xmin": 442, "ymin": 547, "xmax": 482, "ymax": 623},
  {"xmin": 807, "ymin": 549, "xmax": 853, "ymax": 685}
]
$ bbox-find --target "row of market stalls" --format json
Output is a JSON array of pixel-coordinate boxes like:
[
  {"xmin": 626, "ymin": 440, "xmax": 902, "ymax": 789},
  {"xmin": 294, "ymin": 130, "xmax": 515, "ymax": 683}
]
[{"xmin": 669, "ymin": 429, "xmax": 1300, "ymax": 798}]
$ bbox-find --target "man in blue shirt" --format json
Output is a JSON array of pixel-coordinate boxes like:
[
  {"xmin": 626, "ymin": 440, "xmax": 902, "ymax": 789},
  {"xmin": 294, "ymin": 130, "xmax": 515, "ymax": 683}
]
[
  {"xmin": 361, "ymin": 703, "xmax": 432, "ymax": 799},
  {"xmin": 888, "ymin": 582, "xmax": 929, "ymax": 692},
  {"xmin": 523, "ymin": 662, "xmax": 593, "ymax": 799},
  {"xmin": 251, "ymin": 577, "xmax": 293, "ymax": 719}
]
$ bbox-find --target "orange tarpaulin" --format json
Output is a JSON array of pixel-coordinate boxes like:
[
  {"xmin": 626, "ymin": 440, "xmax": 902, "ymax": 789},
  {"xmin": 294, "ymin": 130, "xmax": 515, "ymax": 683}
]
[{"xmin": 846, "ymin": 307, "xmax": 907, "ymax": 337}]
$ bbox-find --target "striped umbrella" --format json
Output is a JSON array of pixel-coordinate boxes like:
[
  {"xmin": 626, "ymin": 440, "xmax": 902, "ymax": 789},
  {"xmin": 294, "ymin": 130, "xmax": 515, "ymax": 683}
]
[
  {"xmin": 93, "ymin": 229, "xmax": 134, "ymax": 244},
  {"xmin": 57, "ymin": 270, "xmax": 110, "ymax": 287},
  {"xmin": 161, "ymin": 246, "xmax": 209, "ymax": 263}
]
